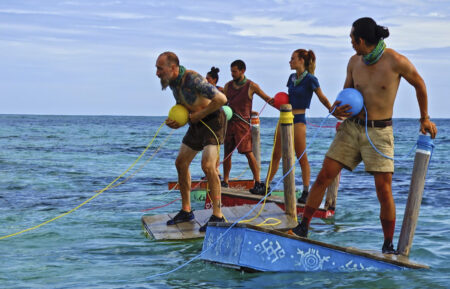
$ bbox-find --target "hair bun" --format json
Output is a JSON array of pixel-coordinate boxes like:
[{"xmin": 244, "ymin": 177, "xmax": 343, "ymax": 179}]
[{"xmin": 376, "ymin": 25, "xmax": 390, "ymax": 39}]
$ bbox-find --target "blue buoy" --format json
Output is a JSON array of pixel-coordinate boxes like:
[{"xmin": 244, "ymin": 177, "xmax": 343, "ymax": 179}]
[{"xmin": 336, "ymin": 88, "xmax": 364, "ymax": 116}]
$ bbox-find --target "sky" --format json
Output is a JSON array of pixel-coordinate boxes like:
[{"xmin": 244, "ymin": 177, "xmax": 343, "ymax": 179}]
[{"xmin": 1, "ymin": 0, "xmax": 449, "ymax": 118}]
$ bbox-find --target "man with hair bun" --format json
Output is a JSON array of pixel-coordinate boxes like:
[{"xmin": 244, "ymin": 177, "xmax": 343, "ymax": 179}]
[{"xmin": 291, "ymin": 17, "xmax": 437, "ymax": 254}]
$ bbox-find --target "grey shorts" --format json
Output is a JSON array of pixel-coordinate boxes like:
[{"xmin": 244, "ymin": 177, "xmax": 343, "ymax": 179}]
[{"xmin": 326, "ymin": 119, "xmax": 394, "ymax": 173}]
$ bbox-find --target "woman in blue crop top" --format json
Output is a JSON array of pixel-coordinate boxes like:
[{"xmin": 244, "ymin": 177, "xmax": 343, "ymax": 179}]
[{"xmin": 253, "ymin": 49, "xmax": 332, "ymax": 203}]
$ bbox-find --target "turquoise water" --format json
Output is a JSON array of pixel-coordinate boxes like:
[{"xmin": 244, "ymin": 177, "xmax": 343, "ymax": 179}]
[{"xmin": 0, "ymin": 114, "xmax": 449, "ymax": 289}]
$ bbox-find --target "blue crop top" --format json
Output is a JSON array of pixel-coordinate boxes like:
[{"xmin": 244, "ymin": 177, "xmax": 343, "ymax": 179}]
[{"xmin": 287, "ymin": 72, "xmax": 320, "ymax": 109}]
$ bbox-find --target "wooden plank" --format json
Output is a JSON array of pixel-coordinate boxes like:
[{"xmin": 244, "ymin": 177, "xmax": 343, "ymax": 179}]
[
  {"xmin": 141, "ymin": 214, "xmax": 183, "ymax": 240},
  {"xmin": 218, "ymin": 187, "xmax": 332, "ymax": 218},
  {"xmin": 228, "ymin": 204, "xmax": 267, "ymax": 225},
  {"xmin": 248, "ymin": 223, "xmax": 428, "ymax": 268},
  {"xmin": 168, "ymin": 211, "xmax": 203, "ymax": 239},
  {"xmin": 208, "ymin": 223, "xmax": 428, "ymax": 270},
  {"xmin": 229, "ymin": 203, "xmax": 297, "ymax": 230},
  {"xmin": 142, "ymin": 202, "xmax": 298, "ymax": 241},
  {"xmin": 256, "ymin": 202, "xmax": 298, "ymax": 230},
  {"xmin": 221, "ymin": 187, "xmax": 275, "ymax": 200},
  {"xmin": 168, "ymin": 179, "xmax": 254, "ymax": 190},
  {"xmin": 193, "ymin": 208, "xmax": 214, "ymax": 227},
  {"xmin": 221, "ymin": 206, "xmax": 240, "ymax": 223}
]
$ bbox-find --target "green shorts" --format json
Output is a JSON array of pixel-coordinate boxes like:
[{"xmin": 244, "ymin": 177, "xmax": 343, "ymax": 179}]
[{"xmin": 326, "ymin": 119, "xmax": 394, "ymax": 173}]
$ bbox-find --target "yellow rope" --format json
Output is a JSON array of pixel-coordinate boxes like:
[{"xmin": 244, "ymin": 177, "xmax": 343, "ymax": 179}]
[
  {"xmin": 96, "ymin": 129, "xmax": 174, "ymax": 192},
  {"xmin": 200, "ymin": 119, "xmax": 228, "ymax": 223},
  {"xmin": 239, "ymin": 121, "xmax": 282, "ymax": 226},
  {"xmin": 256, "ymin": 217, "xmax": 282, "ymax": 227},
  {"xmin": 200, "ymin": 117, "xmax": 289, "ymax": 227},
  {"xmin": 0, "ymin": 122, "xmax": 166, "ymax": 240}
]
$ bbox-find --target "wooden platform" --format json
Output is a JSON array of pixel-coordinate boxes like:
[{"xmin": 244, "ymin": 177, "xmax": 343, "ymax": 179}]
[
  {"xmin": 202, "ymin": 223, "xmax": 429, "ymax": 271},
  {"xmin": 141, "ymin": 202, "xmax": 297, "ymax": 241},
  {"xmin": 205, "ymin": 187, "xmax": 334, "ymax": 219},
  {"xmin": 168, "ymin": 179, "xmax": 254, "ymax": 190}
]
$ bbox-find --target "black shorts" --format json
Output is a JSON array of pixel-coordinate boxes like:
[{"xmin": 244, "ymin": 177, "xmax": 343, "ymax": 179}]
[{"xmin": 182, "ymin": 109, "xmax": 226, "ymax": 151}]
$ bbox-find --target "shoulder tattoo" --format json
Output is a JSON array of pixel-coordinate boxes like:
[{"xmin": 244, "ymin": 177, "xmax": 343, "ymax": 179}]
[{"xmin": 180, "ymin": 72, "xmax": 216, "ymax": 104}]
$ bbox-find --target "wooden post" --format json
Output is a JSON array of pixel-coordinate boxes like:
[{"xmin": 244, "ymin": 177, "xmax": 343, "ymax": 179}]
[
  {"xmin": 279, "ymin": 104, "xmax": 296, "ymax": 219},
  {"xmin": 251, "ymin": 111, "xmax": 261, "ymax": 179},
  {"xmin": 324, "ymin": 175, "xmax": 339, "ymax": 211},
  {"xmin": 325, "ymin": 121, "xmax": 342, "ymax": 211},
  {"xmin": 397, "ymin": 133, "xmax": 434, "ymax": 256}
]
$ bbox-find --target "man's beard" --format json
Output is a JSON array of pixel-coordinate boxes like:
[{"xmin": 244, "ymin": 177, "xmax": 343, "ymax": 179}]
[{"xmin": 160, "ymin": 78, "xmax": 170, "ymax": 90}]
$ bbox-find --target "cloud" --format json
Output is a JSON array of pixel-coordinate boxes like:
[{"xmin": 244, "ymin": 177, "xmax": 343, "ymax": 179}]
[
  {"xmin": 0, "ymin": 8, "xmax": 66, "ymax": 16},
  {"xmin": 386, "ymin": 16, "xmax": 450, "ymax": 49},
  {"xmin": 177, "ymin": 15, "xmax": 348, "ymax": 48},
  {"xmin": 90, "ymin": 12, "xmax": 154, "ymax": 20},
  {"xmin": 178, "ymin": 13, "xmax": 450, "ymax": 51},
  {"xmin": 1, "ymin": 0, "xmax": 449, "ymax": 117},
  {"xmin": 228, "ymin": 17, "xmax": 347, "ymax": 39},
  {"xmin": 0, "ymin": 8, "xmax": 153, "ymax": 20},
  {"xmin": 0, "ymin": 23, "xmax": 88, "ymax": 36}
]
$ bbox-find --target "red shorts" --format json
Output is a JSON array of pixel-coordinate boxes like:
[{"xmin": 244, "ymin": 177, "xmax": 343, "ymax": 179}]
[{"xmin": 224, "ymin": 119, "xmax": 252, "ymax": 154}]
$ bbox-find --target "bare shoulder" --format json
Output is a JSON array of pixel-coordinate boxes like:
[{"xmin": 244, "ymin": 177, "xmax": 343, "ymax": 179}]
[
  {"xmin": 347, "ymin": 54, "xmax": 359, "ymax": 69},
  {"xmin": 223, "ymin": 81, "xmax": 231, "ymax": 92},
  {"xmin": 185, "ymin": 69, "xmax": 199, "ymax": 77},
  {"xmin": 184, "ymin": 69, "xmax": 203, "ymax": 83},
  {"xmin": 384, "ymin": 48, "xmax": 415, "ymax": 73},
  {"xmin": 249, "ymin": 80, "xmax": 258, "ymax": 89},
  {"xmin": 349, "ymin": 54, "xmax": 359, "ymax": 62}
]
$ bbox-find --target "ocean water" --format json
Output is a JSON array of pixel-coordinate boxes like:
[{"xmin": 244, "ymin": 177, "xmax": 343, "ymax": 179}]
[{"xmin": 0, "ymin": 114, "xmax": 449, "ymax": 289}]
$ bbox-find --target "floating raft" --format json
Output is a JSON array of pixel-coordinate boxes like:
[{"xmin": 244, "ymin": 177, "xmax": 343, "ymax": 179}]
[
  {"xmin": 167, "ymin": 180, "xmax": 333, "ymax": 219},
  {"xmin": 141, "ymin": 202, "xmax": 297, "ymax": 241},
  {"xmin": 168, "ymin": 179, "xmax": 300, "ymax": 201},
  {"xmin": 201, "ymin": 223, "xmax": 428, "ymax": 272},
  {"xmin": 168, "ymin": 179, "xmax": 255, "ymax": 190},
  {"xmin": 206, "ymin": 187, "xmax": 334, "ymax": 219}
]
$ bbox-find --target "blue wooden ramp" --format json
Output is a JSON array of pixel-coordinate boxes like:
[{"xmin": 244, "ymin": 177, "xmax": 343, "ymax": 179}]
[{"xmin": 201, "ymin": 223, "xmax": 428, "ymax": 272}]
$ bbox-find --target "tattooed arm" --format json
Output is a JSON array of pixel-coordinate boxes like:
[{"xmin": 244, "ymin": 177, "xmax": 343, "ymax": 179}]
[{"xmin": 185, "ymin": 71, "xmax": 227, "ymax": 123}]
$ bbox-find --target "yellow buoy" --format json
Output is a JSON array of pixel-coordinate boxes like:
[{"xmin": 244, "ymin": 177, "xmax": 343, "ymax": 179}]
[{"xmin": 168, "ymin": 104, "xmax": 189, "ymax": 126}]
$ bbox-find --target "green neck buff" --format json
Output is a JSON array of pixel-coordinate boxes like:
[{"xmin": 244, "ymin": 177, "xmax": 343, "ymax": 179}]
[
  {"xmin": 171, "ymin": 65, "xmax": 186, "ymax": 87},
  {"xmin": 363, "ymin": 39, "xmax": 386, "ymax": 65},
  {"xmin": 234, "ymin": 76, "xmax": 247, "ymax": 86},
  {"xmin": 294, "ymin": 70, "xmax": 308, "ymax": 86}
]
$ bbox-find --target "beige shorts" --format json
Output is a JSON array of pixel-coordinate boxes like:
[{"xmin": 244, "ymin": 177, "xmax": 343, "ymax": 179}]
[{"xmin": 326, "ymin": 119, "xmax": 394, "ymax": 173}]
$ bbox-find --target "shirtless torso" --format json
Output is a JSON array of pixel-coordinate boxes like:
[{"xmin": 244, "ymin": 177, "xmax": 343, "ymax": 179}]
[
  {"xmin": 344, "ymin": 48, "xmax": 427, "ymax": 121},
  {"xmin": 155, "ymin": 52, "xmax": 227, "ymax": 226},
  {"xmin": 171, "ymin": 69, "xmax": 225, "ymax": 122}
]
